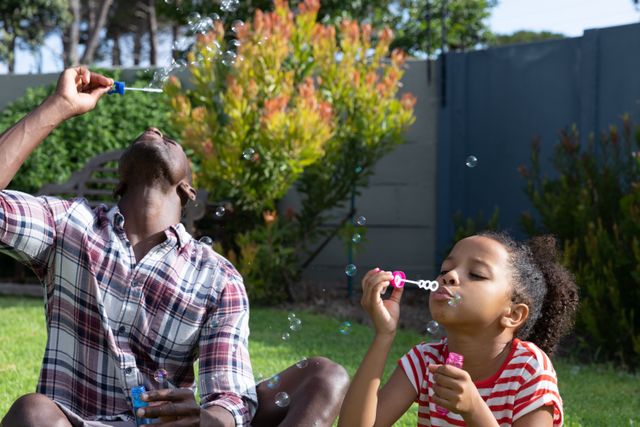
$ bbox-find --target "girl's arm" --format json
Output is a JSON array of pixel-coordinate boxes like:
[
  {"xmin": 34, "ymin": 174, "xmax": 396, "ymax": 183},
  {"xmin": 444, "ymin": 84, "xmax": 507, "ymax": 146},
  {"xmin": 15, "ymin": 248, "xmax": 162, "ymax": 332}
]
[
  {"xmin": 338, "ymin": 269, "xmax": 416, "ymax": 427},
  {"xmin": 513, "ymin": 406, "xmax": 554, "ymax": 426}
]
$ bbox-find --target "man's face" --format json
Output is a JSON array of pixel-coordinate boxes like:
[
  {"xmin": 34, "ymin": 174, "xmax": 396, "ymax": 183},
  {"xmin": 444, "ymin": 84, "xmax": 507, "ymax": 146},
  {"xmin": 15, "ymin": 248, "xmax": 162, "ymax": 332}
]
[{"xmin": 118, "ymin": 127, "xmax": 191, "ymax": 188}]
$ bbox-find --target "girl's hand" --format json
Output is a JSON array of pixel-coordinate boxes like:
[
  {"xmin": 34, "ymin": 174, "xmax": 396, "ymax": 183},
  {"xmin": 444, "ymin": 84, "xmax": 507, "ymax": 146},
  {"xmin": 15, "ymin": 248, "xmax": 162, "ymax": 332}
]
[
  {"xmin": 361, "ymin": 268, "xmax": 403, "ymax": 336},
  {"xmin": 428, "ymin": 363, "xmax": 484, "ymax": 418}
]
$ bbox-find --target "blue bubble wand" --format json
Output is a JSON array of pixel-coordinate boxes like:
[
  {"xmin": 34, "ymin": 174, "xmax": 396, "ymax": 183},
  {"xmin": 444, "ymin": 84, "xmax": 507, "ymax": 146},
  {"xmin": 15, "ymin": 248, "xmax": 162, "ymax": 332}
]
[{"xmin": 108, "ymin": 81, "xmax": 163, "ymax": 95}]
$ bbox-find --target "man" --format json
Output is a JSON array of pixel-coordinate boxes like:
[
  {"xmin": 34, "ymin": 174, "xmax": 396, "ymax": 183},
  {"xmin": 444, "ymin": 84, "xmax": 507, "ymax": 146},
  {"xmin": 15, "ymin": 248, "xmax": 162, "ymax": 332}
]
[{"xmin": 0, "ymin": 67, "xmax": 349, "ymax": 427}]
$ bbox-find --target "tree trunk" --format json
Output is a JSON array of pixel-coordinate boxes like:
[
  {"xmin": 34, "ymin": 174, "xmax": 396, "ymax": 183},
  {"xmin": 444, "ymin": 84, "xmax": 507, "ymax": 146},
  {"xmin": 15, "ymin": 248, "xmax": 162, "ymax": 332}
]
[
  {"xmin": 62, "ymin": 0, "xmax": 81, "ymax": 66},
  {"xmin": 147, "ymin": 0, "xmax": 158, "ymax": 66},
  {"xmin": 133, "ymin": 28, "xmax": 142, "ymax": 66},
  {"xmin": 8, "ymin": 34, "xmax": 16, "ymax": 73},
  {"xmin": 172, "ymin": 24, "xmax": 179, "ymax": 60},
  {"xmin": 112, "ymin": 32, "xmax": 121, "ymax": 66},
  {"xmin": 81, "ymin": 0, "xmax": 115, "ymax": 65}
]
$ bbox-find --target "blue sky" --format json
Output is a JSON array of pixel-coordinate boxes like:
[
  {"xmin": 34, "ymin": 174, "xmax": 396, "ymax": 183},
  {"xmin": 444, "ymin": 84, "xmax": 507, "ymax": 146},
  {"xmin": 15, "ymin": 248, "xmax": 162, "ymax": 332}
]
[{"xmin": 4, "ymin": 0, "xmax": 640, "ymax": 74}]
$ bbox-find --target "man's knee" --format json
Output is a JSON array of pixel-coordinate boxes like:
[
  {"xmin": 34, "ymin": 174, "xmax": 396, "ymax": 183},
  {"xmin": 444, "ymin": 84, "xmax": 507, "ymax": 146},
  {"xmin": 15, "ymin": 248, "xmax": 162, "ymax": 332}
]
[
  {"xmin": 1, "ymin": 393, "xmax": 70, "ymax": 427},
  {"xmin": 304, "ymin": 357, "xmax": 350, "ymax": 396}
]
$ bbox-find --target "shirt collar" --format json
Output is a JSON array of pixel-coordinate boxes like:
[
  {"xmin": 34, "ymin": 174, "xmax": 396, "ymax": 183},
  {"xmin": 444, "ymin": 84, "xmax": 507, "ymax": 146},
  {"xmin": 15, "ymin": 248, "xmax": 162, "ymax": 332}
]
[{"xmin": 106, "ymin": 205, "xmax": 192, "ymax": 250}]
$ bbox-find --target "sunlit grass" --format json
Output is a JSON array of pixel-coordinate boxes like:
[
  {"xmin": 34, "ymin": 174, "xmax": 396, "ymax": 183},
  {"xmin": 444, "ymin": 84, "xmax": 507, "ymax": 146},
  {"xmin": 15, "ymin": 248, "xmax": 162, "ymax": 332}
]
[{"xmin": 1, "ymin": 296, "xmax": 638, "ymax": 425}]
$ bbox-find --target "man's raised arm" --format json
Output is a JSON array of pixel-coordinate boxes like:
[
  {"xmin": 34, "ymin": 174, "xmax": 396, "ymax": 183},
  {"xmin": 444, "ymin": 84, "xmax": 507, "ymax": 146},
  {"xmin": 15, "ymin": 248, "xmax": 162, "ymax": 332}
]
[{"xmin": 0, "ymin": 67, "xmax": 113, "ymax": 189}]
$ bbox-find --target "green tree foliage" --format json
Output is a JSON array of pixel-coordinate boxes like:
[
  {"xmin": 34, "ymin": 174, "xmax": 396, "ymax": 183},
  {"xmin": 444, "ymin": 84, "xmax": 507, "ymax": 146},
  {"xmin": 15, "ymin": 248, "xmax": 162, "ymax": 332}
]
[
  {"xmin": 166, "ymin": 0, "xmax": 416, "ymax": 303},
  {"xmin": 0, "ymin": 0, "xmax": 70, "ymax": 72},
  {"xmin": 520, "ymin": 117, "xmax": 640, "ymax": 369},
  {"xmin": 488, "ymin": 30, "xmax": 565, "ymax": 47},
  {"xmin": 0, "ymin": 70, "xmax": 174, "ymax": 193}
]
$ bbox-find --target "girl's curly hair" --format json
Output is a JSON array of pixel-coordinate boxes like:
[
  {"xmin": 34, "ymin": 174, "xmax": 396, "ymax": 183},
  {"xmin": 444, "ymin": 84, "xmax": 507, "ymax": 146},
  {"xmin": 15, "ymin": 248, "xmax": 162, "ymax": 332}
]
[{"xmin": 481, "ymin": 232, "xmax": 579, "ymax": 355}]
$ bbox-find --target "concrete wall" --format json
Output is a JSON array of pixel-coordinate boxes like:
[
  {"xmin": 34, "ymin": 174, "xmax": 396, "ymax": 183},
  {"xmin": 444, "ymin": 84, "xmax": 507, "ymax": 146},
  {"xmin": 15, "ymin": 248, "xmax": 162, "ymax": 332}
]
[{"xmin": 297, "ymin": 60, "xmax": 440, "ymax": 292}]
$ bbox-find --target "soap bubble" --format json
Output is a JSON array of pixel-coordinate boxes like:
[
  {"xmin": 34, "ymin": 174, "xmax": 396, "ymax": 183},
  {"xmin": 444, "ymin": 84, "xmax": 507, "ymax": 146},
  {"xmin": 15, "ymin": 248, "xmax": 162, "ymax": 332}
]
[
  {"xmin": 345, "ymin": 264, "xmax": 357, "ymax": 277},
  {"xmin": 154, "ymin": 368, "xmax": 168, "ymax": 383},
  {"xmin": 193, "ymin": 17, "xmax": 214, "ymax": 34},
  {"xmin": 355, "ymin": 165, "xmax": 363, "ymax": 174},
  {"xmin": 172, "ymin": 37, "xmax": 193, "ymax": 52},
  {"xmin": 229, "ymin": 39, "xmax": 242, "ymax": 49},
  {"xmin": 338, "ymin": 321, "xmax": 352, "ymax": 335},
  {"xmin": 275, "ymin": 391, "xmax": 290, "ymax": 407},
  {"xmin": 266, "ymin": 374, "xmax": 280, "ymax": 389},
  {"xmin": 448, "ymin": 292, "xmax": 462, "ymax": 307},
  {"xmin": 426, "ymin": 320, "xmax": 440, "ymax": 336},
  {"xmin": 209, "ymin": 13, "xmax": 221, "ymax": 23},
  {"xmin": 295, "ymin": 357, "xmax": 308, "ymax": 369},
  {"xmin": 242, "ymin": 148, "xmax": 256, "ymax": 160},
  {"xmin": 289, "ymin": 318, "xmax": 302, "ymax": 331},
  {"xmin": 187, "ymin": 12, "xmax": 201, "ymax": 27},
  {"xmin": 287, "ymin": 312, "xmax": 296, "ymax": 322},
  {"xmin": 351, "ymin": 233, "xmax": 361, "ymax": 244},
  {"xmin": 215, "ymin": 206, "xmax": 226, "ymax": 217},
  {"xmin": 221, "ymin": 50, "xmax": 237, "ymax": 66},
  {"xmin": 355, "ymin": 216, "xmax": 367, "ymax": 226},
  {"xmin": 465, "ymin": 155, "xmax": 478, "ymax": 168},
  {"xmin": 231, "ymin": 20, "xmax": 246, "ymax": 34},
  {"xmin": 199, "ymin": 236, "xmax": 213, "ymax": 246},
  {"xmin": 281, "ymin": 332, "xmax": 290, "ymax": 341},
  {"xmin": 221, "ymin": 0, "xmax": 240, "ymax": 13}
]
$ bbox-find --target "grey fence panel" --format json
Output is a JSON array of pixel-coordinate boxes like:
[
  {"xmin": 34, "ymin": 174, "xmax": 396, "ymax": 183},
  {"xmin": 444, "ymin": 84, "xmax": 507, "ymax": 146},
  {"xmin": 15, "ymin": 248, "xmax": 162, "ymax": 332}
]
[{"xmin": 436, "ymin": 22, "xmax": 640, "ymax": 261}]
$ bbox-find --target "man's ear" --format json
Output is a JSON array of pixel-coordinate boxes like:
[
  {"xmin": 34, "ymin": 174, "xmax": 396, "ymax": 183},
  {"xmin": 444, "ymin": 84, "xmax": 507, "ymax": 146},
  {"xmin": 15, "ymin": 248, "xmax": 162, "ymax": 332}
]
[
  {"xmin": 177, "ymin": 180, "xmax": 197, "ymax": 206},
  {"xmin": 113, "ymin": 181, "xmax": 126, "ymax": 198},
  {"xmin": 500, "ymin": 303, "xmax": 529, "ymax": 330}
]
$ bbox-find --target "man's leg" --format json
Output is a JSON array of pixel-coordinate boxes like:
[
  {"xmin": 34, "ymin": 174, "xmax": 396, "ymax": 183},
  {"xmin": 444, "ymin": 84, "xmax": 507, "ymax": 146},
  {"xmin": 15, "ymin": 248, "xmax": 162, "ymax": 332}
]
[
  {"xmin": 1, "ymin": 393, "xmax": 72, "ymax": 427},
  {"xmin": 252, "ymin": 356, "xmax": 350, "ymax": 427}
]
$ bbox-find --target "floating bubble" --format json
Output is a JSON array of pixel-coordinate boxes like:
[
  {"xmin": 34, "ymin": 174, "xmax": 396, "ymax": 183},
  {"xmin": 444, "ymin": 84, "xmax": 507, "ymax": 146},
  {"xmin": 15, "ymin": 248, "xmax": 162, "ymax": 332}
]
[
  {"xmin": 193, "ymin": 17, "xmax": 214, "ymax": 34},
  {"xmin": 275, "ymin": 391, "xmax": 290, "ymax": 408},
  {"xmin": 172, "ymin": 37, "xmax": 193, "ymax": 52},
  {"xmin": 231, "ymin": 20, "xmax": 246, "ymax": 34},
  {"xmin": 281, "ymin": 332, "xmax": 290, "ymax": 341},
  {"xmin": 221, "ymin": 0, "xmax": 240, "ymax": 13},
  {"xmin": 426, "ymin": 320, "xmax": 440, "ymax": 336},
  {"xmin": 570, "ymin": 366, "xmax": 580, "ymax": 375},
  {"xmin": 154, "ymin": 368, "xmax": 168, "ymax": 383},
  {"xmin": 229, "ymin": 39, "xmax": 242, "ymax": 49},
  {"xmin": 221, "ymin": 50, "xmax": 237, "ymax": 66},
  {"xmin": 215, "ymin": 206, "xmax": 226, "ymax": 217},
  {"xmin": 199, "ymin": 236, "xmax": 213, "ymax": 246},
  {"xmin": 266, "ymin": 374, "xmax": 280, "ymax": 389},
  {"xmin": 351, "ymin": 233, "xmax": 361, "ymax": 244},
  {"xmin": 289, "ymin": 318, "xmax": 302, "ymax": 331},
  {"xmin": 355, "ymin": 216, "xmax": 367, "ymax": 226},
  {"xmin": 465, "ymin": 155, "xmax": 478, "ymax": 168},
  {"xmin": 338, "ymin": 321, "xmax": 352, "ymax": 335},
  {"xmin": 295, "ymin": 357, "xmax": 308, "ymax": 369},
  {"xmin": 354, "ymin": 165, "xmax": 363, "ymax": 174},
  {"xmin": 345, "ymin": 264, "xmax": 357, "ymax": 277},
  {"xmin": 243, "ymin": 148, "xmax": 256, "ymax": 160},
  {"xmin": 187, "ymin": 12, "xmax": 201, "ymax": 27},
  {"xmin": 287, "ymin": 312, "xmax": 296, "ymax": 322},
  {"xmin": 448, "ymin": 292, "xmax": 462, "ymax": 307}
]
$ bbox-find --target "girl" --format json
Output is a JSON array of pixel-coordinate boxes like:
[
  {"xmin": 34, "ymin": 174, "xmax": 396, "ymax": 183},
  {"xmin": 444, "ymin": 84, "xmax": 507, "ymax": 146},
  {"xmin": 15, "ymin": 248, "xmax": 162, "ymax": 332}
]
[{"xmin": 338, "ymin": 232, "xmax": 579, "ymax": 426}]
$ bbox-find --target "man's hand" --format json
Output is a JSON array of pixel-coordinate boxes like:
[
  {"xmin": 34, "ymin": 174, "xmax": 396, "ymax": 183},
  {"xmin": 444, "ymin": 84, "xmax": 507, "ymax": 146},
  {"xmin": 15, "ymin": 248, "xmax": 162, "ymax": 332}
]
[
  {"xmin": 137, "ymin": 388, "xmax": 200, "ymax": 426},
  {"xmin": 52, "ymin": 67, "xmax": 113, "ymax": 119}
]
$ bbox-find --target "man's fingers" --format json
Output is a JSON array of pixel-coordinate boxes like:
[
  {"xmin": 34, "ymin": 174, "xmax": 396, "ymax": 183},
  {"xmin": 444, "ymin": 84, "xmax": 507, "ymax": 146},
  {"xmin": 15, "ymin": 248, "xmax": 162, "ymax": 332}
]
[
  {"xmin": 88, "ymin": 71, "xmax": 114, "ymax": 88},
  {"xmin": 138, "ymin": 401, "xmax": 199, "ymax": 418},
  {"xmin": 144, "ymin": 388, "xmax": 195, "ymax": 402}
]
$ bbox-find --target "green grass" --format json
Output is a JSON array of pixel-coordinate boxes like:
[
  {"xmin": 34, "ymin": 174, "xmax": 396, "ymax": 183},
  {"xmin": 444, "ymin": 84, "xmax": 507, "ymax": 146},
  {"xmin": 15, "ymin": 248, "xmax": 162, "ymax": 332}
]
[{"xmin": 1, "ymin": 296, "xmax": 639, "ymax": 425}]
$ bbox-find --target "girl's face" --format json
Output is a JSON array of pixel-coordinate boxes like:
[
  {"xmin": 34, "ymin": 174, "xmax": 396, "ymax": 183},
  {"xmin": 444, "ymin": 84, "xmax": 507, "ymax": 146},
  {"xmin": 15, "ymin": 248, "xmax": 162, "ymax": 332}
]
[{"xmin": 429, "ymin": 235, "xmax": 515, "ymax": 332}]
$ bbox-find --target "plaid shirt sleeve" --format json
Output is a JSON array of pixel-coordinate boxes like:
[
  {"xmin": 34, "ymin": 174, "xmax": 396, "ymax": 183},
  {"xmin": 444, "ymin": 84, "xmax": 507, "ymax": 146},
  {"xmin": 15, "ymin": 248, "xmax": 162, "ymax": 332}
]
[
  {"xmin": 199, "ymin": 259, "xmax": 257, "ymax": 426},
  {"xmin": 0, "ymin": 190, "xmax": 72, "ymax": 280}
]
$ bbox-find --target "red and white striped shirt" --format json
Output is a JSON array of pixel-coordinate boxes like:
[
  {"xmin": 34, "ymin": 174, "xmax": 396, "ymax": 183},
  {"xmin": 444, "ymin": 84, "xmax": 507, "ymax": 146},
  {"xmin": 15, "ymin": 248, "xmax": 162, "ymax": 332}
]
[{"xmin": 399, "ymin": 338, "xmax": 563, "ymax": 426}]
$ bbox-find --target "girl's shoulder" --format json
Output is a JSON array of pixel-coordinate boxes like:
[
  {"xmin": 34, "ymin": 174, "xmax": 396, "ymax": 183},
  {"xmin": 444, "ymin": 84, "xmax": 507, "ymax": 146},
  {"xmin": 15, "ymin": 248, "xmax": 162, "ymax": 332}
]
[
  {"xmin": 510, "ymin": 339, "xmax": 557, "ymax": 375},
  {"xmin": 409, "ymin": 338, "xmax": 449, "ymax": 364}
]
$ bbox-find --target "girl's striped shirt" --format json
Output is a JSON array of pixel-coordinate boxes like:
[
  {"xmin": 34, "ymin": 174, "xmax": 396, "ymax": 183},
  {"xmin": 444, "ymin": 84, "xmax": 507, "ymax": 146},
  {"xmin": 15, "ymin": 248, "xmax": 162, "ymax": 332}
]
[{"xmin": 398, "ymin": 338, "xmax": 563, "ymax": 426}]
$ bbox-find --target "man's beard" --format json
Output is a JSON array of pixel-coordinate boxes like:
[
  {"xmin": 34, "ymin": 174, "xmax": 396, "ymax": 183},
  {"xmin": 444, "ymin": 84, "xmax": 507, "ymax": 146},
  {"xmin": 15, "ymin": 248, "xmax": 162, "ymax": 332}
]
[{"xmin": 118, "ymin": 142, "xmax": 174, "ymax": 187}]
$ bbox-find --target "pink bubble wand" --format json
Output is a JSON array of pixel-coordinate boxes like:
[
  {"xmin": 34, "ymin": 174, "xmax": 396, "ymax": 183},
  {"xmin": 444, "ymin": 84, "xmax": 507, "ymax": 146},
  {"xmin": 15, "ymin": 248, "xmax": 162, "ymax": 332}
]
[{"xmin": 390, "ymin": 271, "xmax": 439, "ymax": 292}]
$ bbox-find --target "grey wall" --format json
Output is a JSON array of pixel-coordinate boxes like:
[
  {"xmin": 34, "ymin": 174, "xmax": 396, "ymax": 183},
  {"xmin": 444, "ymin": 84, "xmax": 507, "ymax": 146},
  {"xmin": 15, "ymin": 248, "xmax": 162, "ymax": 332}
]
[
  {"xmin": 298, "ymin": 60, "xmax": 440, "ymax": 292},
  {"xmin": 436, "ymin": 22, "xmax": 640, "ymax": 259}
]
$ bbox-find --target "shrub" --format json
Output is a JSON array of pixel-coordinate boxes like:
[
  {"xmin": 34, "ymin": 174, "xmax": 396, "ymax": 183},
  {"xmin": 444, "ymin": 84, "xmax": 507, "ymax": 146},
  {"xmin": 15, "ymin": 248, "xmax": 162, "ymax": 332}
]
[
  {"xmin": 166, "ymin": 0, "xmax": 416, "ymax": 304},
  {"xmin": 520, "ymin": 116, "xmax": 640, "ymax": 369},
  {"xmin": 0, "ymin": 69, "xmax": 174, "ymax": 193}
]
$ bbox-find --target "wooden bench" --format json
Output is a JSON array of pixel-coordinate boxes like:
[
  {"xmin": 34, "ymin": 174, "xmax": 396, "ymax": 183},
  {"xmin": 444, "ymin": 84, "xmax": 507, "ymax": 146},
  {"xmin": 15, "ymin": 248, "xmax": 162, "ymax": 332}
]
[{"xmin": 36, "ymin": 149, "xmax": 208, "ymax": 234}]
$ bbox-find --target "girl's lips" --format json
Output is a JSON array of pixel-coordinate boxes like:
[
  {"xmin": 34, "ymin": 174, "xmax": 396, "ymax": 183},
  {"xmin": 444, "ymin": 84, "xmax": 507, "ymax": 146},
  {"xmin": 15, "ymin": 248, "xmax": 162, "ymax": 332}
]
[{"xmin": 431, "ymin": 287, "xmax": 454, "ymax": 301}]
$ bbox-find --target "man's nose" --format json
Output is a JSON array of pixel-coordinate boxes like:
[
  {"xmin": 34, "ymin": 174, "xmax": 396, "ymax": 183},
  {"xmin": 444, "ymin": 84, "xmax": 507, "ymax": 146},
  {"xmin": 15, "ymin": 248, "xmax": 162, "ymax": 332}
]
[{"xmin": 147, "ymin": 127, "xmax": 163, "ymax": 138}]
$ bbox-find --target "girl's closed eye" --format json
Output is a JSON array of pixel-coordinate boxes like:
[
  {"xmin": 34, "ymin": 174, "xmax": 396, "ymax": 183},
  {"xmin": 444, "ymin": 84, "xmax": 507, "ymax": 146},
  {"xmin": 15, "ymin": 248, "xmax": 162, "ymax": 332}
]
[{"xmin": 469, "ymin": 272, "xmax": 487, "ymax": 280}]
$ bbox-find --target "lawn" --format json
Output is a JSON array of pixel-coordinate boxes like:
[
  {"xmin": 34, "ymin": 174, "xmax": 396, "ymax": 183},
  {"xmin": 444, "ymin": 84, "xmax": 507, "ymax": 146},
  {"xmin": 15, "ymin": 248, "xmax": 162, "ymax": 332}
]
[{"xmin": 0, "ymin": 296, "xmax": 638, "ymax": 425}]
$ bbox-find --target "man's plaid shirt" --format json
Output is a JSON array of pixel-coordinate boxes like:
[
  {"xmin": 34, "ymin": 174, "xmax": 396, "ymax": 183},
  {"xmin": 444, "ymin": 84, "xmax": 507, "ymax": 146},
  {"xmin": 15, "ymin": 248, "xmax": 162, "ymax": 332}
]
[{"xmin": 0, "ymin": 190, "xmax": 257, "ymax": 424}]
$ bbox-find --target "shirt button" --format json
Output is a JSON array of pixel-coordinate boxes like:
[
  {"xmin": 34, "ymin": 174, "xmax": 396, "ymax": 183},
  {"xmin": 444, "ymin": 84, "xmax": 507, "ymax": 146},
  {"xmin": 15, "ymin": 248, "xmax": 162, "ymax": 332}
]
[
  {"xmin": 118, "ymin": 326, "xmax": 126, "ymax": 334},
  {"xmin": 131, "ymin": 280, "xmax": 140, "ymax": 287},
  {"xmin": 125, "ymin": 367, "xmax": 133, "ymax": 375}
]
